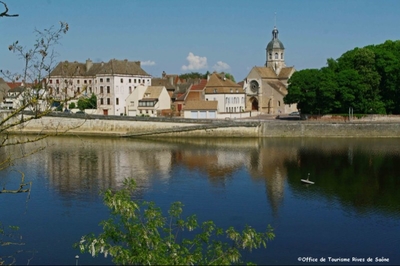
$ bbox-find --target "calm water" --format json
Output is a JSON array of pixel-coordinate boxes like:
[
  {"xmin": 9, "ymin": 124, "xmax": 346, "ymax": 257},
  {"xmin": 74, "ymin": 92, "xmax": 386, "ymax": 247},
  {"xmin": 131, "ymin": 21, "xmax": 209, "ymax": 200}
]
[{"xmin": 1, "ymin": 136, "xmax": 400, "ymax": 265}]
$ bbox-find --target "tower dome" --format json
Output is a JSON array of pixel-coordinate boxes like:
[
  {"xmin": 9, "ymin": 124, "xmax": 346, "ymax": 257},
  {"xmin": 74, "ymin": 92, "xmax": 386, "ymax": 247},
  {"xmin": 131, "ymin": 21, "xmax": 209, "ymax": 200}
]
[{"xmin": 266, "ymin": 27, "xmax": 285, "ymax": 50}]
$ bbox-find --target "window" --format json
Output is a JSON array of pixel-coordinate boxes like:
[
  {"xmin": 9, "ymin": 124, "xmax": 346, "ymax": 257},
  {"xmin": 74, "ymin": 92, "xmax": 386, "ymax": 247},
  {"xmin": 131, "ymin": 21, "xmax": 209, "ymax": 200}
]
[
  {"xmin": 107, "ymin": 86, "xmax": 110, "ymax": 93},
  {"xmin": 278, "ymin": 101, "xmax": 281, "ymax": 106},
  {"xmin": 56, "ymin": 79, "xmax": 59, "ymax": 84},
  {"xmin": 269, "ymin": 53, "xmax": 272, "ymax": 60},
  {"xmin": 120, "ymin": 78, "xmax": 123, "ymax": 83},
  {"xmin": 281, "ymin": 53, "xmax": 283, "ymax": 59},
  {"xmin": 89, "ymin": 80, "xmax": 92, "ymax": 84},
  {"xmin": 100, "ymin": 78, "xmax": 103, "ymax": 82},
  {"xmin": 77, "ymin": 87, "xmax": 80, "ymax": 93},
  {"xmin": 129, "ymin": 86, "xmax": 132, "ymax": 94},
  {"xmin": 129, "ymin": 79, "xmax": 131, "ymax": 83},
  {"xmin": 107, "ymin": 98, "xmax": 110, "ymax": 105},
  {"xmin": 116, "ymin": 98, "xmax": 119, "ymax": 105},
  {"xmin": 77, "ymin": 80, "xmax": 80, "ymax": 84},
  {"xmin": 134, "ymin": 79, "xmax": 137, "ymax": 83},
  {"xmin": 49, "ymin": 79, "xmax": 53, "ymax": 84},
  {"xmin": 100, "ymin": 86, "xmax": 104, "ymax": 93},
  {"xmin": 106, "ymin": 78, "xmax": 110, "ymax": 82},
  {"xmin": 100, "ymin": 98, "xmax": 104, "ymax": 104},
  {"xmin": 214, "ymin": 89, "xmax": 217, "ymax": 93},
  {"xmin": 84, "ymin": 80, "xmax": 87, "ymax": 84},
  {"xmin": 275, "ymin": 53, "xmax": 278, "ymax": 59},
  {"xmin": 89, "ymin": 87, "xmax": 92, "ymax": 93},
  {"xmin": 130, "ymin": 101, "xmax": 134, "ymax": 106}
]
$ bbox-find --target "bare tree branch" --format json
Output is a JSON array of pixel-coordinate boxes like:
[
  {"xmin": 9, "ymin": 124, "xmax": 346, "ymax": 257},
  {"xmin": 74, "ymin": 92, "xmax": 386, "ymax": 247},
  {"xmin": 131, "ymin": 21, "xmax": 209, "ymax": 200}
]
[{"xmin": 0, "ymin": 1, "xmax": 18, "ymax": 17}]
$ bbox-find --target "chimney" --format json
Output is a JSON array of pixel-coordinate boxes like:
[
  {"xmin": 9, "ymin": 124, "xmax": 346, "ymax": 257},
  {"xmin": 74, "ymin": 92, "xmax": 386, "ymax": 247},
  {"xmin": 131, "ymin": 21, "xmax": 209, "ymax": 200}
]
[
  {"xmin": 162, "ymin": 71, "xmax": 166, "ymax": 78},
  {"xmin": 86, "ymin": 59, "xmax": 93, "ymax": 72}
]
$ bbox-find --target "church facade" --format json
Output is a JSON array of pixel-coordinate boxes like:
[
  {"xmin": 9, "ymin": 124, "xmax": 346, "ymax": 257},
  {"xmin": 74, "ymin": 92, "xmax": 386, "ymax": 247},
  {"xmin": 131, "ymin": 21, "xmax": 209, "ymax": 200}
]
[{"xmin": 243, "ymin": 26, "xmax": 297, "ymax": 114}]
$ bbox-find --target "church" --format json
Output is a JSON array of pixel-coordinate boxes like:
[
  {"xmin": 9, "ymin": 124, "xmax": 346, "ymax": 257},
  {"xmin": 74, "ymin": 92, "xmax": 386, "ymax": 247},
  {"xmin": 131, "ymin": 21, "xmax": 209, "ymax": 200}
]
[{"xmin": 243, "ymin": 25, "xmax": 297, "ymax": 114}]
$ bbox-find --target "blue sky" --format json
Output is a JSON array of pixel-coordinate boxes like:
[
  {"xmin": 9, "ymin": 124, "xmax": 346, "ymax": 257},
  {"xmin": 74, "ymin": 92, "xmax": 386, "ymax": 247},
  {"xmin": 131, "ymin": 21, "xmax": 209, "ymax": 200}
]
[{"xmin": 1, "ymin": 0, "xmax": 399, "ymax": 81}]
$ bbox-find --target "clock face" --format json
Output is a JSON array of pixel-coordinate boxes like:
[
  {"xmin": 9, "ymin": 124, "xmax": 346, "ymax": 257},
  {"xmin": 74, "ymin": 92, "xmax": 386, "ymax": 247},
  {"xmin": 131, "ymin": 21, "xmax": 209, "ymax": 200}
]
[{"xmin": 250, "ymin": 80, "xmax": 259, "ymax": 93}]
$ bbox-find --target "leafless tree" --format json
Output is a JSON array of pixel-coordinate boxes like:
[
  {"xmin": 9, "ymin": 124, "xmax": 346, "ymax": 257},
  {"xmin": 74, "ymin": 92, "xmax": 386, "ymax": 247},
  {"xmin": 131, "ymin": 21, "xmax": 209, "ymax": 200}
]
[{"xmin": 0, "ymin": 1, "xmax": 18, "ymax": 17}]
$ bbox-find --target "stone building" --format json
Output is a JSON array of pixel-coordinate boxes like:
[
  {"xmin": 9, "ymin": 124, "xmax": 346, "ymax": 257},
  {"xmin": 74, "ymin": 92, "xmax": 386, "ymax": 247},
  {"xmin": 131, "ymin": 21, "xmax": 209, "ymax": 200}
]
[
  {"xmin": 49, "ymin": 59, "xmax": 151, "ymax": 115},
  {"xmin": 243, "ymin": 26, "xmax": 297, "ymax": 114}
]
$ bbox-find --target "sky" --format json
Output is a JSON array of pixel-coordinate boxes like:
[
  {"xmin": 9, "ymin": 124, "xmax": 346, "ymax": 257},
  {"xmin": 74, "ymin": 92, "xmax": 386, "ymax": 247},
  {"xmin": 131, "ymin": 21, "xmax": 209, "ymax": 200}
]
[{"xmin": 1, "ymin": 0, "xmax": 400, "ymax": 81}]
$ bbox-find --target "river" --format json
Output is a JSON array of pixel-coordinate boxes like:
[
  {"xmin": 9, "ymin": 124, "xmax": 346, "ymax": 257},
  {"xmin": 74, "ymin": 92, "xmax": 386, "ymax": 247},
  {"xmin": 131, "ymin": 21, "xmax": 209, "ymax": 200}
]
[{"xmin": 0, "ymin": 136, "xmax": 399, "ymax": 265}]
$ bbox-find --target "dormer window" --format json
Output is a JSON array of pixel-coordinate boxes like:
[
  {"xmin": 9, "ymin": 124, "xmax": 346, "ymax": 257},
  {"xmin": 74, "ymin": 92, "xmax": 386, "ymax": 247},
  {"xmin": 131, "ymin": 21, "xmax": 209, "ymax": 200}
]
[{"xmin": 214, "ymin": 89, "xmax": 217, "ymax": 93}]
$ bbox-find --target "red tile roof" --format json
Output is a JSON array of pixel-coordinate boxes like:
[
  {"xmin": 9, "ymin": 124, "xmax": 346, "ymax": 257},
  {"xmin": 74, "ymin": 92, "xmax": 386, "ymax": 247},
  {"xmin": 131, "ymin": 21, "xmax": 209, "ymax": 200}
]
[{"xmin": 190, "ymin": 79, "xmax": 207, "ymax": 91}]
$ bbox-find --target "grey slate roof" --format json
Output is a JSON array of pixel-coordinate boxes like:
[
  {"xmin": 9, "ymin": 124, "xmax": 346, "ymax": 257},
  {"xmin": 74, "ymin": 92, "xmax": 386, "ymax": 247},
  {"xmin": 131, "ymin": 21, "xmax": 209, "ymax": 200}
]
[{"xmin": 50, "ymin": 59, "xmax": 150, "ymax": 77}]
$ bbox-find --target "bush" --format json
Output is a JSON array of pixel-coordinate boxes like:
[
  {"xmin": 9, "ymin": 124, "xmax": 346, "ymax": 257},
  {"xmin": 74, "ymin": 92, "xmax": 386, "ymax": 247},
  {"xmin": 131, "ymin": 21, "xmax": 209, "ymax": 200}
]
[{"xmin": 76, "ymin": 179, "xmax": 274, "ymax": 265}]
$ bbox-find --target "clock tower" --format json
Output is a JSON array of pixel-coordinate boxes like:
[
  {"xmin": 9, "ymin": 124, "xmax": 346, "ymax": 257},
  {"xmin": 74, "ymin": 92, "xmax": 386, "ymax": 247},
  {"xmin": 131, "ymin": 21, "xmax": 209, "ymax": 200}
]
[{"xmin": 265, "ymin": 26, "xmax": 286, "ymax": 74}]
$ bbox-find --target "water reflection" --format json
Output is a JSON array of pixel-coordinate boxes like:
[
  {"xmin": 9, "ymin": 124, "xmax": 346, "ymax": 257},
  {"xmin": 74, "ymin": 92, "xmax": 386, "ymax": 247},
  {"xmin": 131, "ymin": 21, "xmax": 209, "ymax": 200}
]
[
  {"xmin": 14, "ymin": 136, "xmax": 399, "ymax": 218},
  {"xmin": 1, "ymin": 136, "xmax": 400, "ymax": 264}
]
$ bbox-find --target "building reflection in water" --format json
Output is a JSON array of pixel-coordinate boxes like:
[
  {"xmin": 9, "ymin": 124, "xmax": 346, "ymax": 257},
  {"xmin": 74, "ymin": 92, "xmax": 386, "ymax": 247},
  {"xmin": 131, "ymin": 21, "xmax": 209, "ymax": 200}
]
[
  {"xmin": 34, "ymin": 136, "xmax": 293, "ymax": 215},
  {"xmin": 13, "ymin": 136, "xmax": 400, "ymax": 217}
]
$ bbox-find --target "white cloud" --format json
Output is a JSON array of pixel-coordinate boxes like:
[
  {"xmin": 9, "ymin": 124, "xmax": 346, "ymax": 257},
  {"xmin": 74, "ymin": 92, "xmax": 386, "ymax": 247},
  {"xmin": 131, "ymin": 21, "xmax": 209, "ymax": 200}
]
[
  {"xmin": 181, "ymin": 52, "xmax": 208, "ymax": 71},
  {"xmin": 213, "ymin": 61, "xmax": 230, "ymax": 72},
  {"xmin": 141, "ymin": 60, "xmax": 156, "ymax": 66}
]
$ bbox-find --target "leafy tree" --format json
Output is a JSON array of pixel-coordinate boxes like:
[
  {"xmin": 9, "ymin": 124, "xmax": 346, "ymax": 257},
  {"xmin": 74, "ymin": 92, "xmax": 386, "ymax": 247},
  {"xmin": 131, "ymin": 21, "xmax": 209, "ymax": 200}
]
[
  {"xmin": 285, "ymin": 69, "xmax": 320, "ymax": 114},
  {"xmin": 179, "ymin": 71, "xmax": 236, "ymax": 82},
  {"xmin": 77, "ymin": 93, "xmax": 97, "ymax": 110},
  {"xmin": 76, "ymin": 179, "xmax": 274, "ymax": 265},
  {"xmin": 68, "ymin": 102, "xmax": 76, "ymax": 109},
  {"xmin": 224, "ymin": 73, "xmax": 235, "ymax": 82},
  {"xmin": 285, "ymin": 41, "xmax": 400, "ymax": 115},
  {"xmin": 179, "ymin": 72, "xmax": 204, "ymax": 80}
]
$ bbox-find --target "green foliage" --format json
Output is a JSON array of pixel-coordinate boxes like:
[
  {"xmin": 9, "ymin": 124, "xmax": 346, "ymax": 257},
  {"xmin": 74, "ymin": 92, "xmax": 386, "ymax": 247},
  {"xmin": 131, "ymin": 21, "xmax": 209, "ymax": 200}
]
[
  {"xmin": 179, "ymin": 72, "xmax": 204, "ymax": 80},
  {"xmin": 77, "ymin": 93, "xmax": 97, "ymax": 110},
  {"xmin": 68, "ymin": 102, "xmax": 76, "ymax": 109},
  {"xmin": 179, "ymin": 71, "xmax": 236, "ymax": 82},
  {"xmin": 76, "ymin": 179, "xmax": 274, "ymax": 265},
  {"xmin": 285, "ymin": 40, "xmax": 400, "ymax": 115},
  {"xmin": 224, "ymin": 73, "xmax": 236, "ymax": 82}
]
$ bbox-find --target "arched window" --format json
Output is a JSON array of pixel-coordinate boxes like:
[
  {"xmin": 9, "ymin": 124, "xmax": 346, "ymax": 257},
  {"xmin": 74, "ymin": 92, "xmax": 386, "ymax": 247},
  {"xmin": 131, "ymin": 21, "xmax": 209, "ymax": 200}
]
[
  {"xmin": 275, "ymin": 53, "xmax": 278, "ymax": 59},
  {"xmin": 281, "ymin": 53, "xmax": 284, "ymax": 59},
  {"xmin": 269, "ymin": 53, "xmax": 272, "ymax": 59}
]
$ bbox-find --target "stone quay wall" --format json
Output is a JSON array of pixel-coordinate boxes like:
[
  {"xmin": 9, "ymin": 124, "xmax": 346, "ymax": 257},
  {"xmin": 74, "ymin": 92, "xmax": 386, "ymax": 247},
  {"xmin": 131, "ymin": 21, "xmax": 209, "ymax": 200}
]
[{"xmin": 3, "ymin": 112, "xmax": 400, "ymax": 138}]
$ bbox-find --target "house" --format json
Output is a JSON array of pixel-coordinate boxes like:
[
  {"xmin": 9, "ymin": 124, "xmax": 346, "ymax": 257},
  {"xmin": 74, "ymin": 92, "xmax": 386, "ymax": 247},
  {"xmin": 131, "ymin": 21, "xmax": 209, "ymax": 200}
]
[
  {"xmin": 243, "ymin": 25, "xmax": 297, "ymax": 115},
  {"xmin": 173, "ymin": 79, "xmax": 207, "ymax": 116},
  {"xmin": 183, "ymin": 100, "xmax": 218, "ymax": 119},
  {"xmin": 0, "ymin": 78, "xmax": 11, "ymax": 104},
  {"xmin": 125, "ymin": 85, "xmax": 171, "ymax": 117},
  {"xmin": 1, "ymin": 86, "xmax": 24, "ymax": 109},
  {"xmin": 48, "ymin": 59, "xmax": 152, "ymax": 115},
  {"xmin": 204, "ymin": 72, "xmax": 246, "ymax": 116}
]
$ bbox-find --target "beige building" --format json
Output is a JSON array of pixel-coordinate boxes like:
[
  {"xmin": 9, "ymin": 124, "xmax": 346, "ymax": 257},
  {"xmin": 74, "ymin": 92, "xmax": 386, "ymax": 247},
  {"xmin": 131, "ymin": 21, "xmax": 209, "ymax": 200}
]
[
  {"xmin": 243, "ymin": 26, "xmax": 297, "ymax": 115},
  {"xmin": 125, "ymin": 85, "xmax": 171, "ymax": 117}
]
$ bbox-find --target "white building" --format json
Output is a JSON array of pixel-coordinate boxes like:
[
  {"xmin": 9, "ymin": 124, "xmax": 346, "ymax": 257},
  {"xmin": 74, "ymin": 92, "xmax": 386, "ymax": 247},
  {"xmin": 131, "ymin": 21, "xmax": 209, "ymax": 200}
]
[{"xmin": 48, "ymin": 59, "xmax": 152, "ymax": 115}]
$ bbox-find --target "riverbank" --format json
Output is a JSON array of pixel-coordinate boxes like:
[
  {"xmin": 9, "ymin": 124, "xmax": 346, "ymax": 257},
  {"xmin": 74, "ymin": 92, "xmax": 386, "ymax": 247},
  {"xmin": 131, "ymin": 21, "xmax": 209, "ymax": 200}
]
[{"xmin": 4, "ymin": 113, "xmax": 400, "ymax": 138}]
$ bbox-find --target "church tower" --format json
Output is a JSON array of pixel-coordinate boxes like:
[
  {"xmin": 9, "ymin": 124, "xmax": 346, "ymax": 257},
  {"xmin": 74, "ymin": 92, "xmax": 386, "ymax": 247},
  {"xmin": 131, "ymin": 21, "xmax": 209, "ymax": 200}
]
[{"xmin": 265, "ymin": 26, "xmax": 286, "ymax": 74}]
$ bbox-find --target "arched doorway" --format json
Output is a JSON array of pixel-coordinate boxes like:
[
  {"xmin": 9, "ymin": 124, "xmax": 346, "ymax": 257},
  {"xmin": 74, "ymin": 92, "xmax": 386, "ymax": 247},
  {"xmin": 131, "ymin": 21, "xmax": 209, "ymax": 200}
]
[{"xmin": 250, "ymin": 97, "xmax": 259, "ymax": 111}]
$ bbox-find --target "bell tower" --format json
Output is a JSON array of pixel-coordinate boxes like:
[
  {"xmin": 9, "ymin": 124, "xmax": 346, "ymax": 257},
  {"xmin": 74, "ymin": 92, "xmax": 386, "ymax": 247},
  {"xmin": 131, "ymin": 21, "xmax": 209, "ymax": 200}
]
[{"xmin": 265, "ymin": 23, "xmax": 286, "ymax": 74}]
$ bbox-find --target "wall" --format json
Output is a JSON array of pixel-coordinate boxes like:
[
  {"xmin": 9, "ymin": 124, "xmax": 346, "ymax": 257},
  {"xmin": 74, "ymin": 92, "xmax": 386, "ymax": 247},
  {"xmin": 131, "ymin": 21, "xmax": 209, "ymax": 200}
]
[{"xmin": 3, "ymin": 112, "xmax": 400, "ymax": 138}]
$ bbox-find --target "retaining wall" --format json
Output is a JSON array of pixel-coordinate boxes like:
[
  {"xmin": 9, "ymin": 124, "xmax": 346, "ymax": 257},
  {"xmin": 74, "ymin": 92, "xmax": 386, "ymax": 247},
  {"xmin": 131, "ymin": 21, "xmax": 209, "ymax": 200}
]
[{"xmin": 3, "ymin": 112, "xmax": 400, "ymax": 138}]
